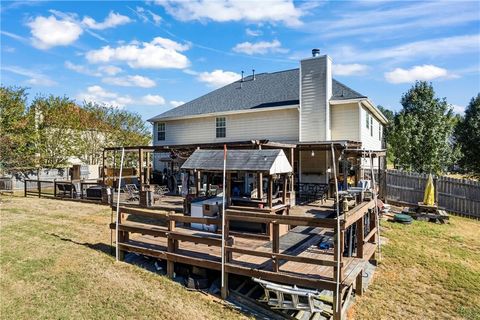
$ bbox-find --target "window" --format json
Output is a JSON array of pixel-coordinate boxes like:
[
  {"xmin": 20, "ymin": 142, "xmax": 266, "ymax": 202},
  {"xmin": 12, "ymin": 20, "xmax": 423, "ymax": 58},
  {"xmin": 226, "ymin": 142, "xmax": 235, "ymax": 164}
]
[
  {"xmin": 216, "ymin": 117, "xmax": 226, "ymax": 138},
  {"xmin": 379, "ymin": 125, "xmax": 382, "ymax": 140},
  {"xmin": 370, "ymin": 117, "xmax": 373, "ymax": 136},
  {"xmin": 157, "ymin": 122, "xmax": 165, "ymax": 141},
  {"xmin": 366, "ymin": 112, "xmax": 369, "ymax": 129}
]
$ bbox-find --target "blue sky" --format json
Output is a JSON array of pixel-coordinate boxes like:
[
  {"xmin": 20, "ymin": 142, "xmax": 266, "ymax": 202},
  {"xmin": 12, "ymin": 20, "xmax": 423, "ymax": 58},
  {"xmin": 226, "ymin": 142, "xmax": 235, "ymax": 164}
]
[{"xmin": 1, "ymin": 0, "xmax": 479, "ymax": 121}]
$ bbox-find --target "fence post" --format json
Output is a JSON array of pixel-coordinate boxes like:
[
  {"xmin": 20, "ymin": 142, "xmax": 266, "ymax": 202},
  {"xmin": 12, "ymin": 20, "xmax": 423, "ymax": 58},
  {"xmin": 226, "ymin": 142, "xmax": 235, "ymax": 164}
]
[
  {"xmin": 24, "ymin": 179, "xmax": 27, "ymax": 197},
  {"xmin": 38, "ymin": 179, "xmax": 41, "ymax": 198},
  {"xmin": 54, "ymin": 180, "xmax": 57, "ymax": 198}
]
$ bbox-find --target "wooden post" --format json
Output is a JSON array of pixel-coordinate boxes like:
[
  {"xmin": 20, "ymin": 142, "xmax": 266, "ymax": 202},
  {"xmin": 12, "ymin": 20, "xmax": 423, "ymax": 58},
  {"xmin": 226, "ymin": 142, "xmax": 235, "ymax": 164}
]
[
  {"xmin": 38, "ymin": 178, "xmax": 41, "ymax": 198},
  {"xmin": 290, "ymin": 148, "xmax": 295, "ymax": 191},
  {"xmin": 167, "ymin": 213, "xmax": 176, "ymax": 278},
  {"xmin": 282, "ymin": 174, "xmax": 287, "ymax": 205},
  {"xmin": 272, "ymin": 222, "xmax": 280, "ymax": 272},
  {"xmin": 226, "ymin": 172, "xmax": 232, "ymax": 205},
  {"xmin": 139, "ymin": 148, "xmax": 144, "ymax": 190},
  {"xmin": 145, "ymin": 151, "xmax": 150, "ymax": 185},
  {"xmin": 221, "ymin": 219, "xmax": 230, "ymax": 299},
  {"xmin": 24, "ymin": 179, "xmax": 27, "ymax": 197},
  {"xmin": 268, "ymin": 175, "xmax": 273, "ymax": 208},
  {"xmin": 195, "ymin": 170, "xmax": 201, "ymax": 197},
  {"xmin": 102, "ymin": 150, "xmax": 105, "ymax": 186},
  {"xmin": 257, "ymin": 144, "xmax": 263, "ymax": 200},
  {"xmin": 333, "ymin": 224, "xmax": 344, "ymax": 320},
  {"xmin": 356, "ymin": 216, "xmax": 364, "ymax": 259}
]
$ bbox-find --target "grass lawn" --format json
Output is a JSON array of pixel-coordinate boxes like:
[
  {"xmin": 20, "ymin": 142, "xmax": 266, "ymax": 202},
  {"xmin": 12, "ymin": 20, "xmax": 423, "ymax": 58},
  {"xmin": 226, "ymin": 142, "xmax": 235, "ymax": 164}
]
[
  {"xmin": 1, "ymin": 196, "xmax": 479, "ymax": 319},
  {"xmin": 351, "ymin": 214, "xmax": 480, "ymax": 320},
  {"xmin": 0, "ymin": 196, "xmax": 249, "ymax": 320}
]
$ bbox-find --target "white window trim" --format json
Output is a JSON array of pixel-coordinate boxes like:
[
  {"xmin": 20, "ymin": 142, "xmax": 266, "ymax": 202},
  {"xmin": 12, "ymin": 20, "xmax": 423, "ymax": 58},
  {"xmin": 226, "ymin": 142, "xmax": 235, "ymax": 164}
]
[
  {"xmin": 157, "ymin": 122, "xmax": 166, "ymax": 141},
  {"xmin": 215, "ymin": 117, "xmax": 226, "ymax": 138}
]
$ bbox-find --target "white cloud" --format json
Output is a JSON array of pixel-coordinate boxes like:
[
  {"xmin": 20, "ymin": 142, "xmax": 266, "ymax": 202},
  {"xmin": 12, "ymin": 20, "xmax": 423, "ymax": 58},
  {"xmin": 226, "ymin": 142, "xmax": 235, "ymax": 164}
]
[
  {"xmin": 451, "ymin": 104, "xmax": 465, "ymax": 114},
  {"xmin": 332, "ymin": 63, "xmax": 369, "ymax": 76},
  {"xmin": 76, "ymin": 85, "xmax": 133, "ymax": 108},
  {"xmin": 304, "ymin": 1, "xmax": 480, "ymax": 40},
  {"xmin": 141, "ymin": 94, "xmax": 166, "ymax": 105},
  {"xmin": 65, "ymin": 61, "xmax": 102, "ymax": 76},
  {"xmin": 232, "ymin": 40, "xmax": 288, "ymax": 55},
  {"xmin": 98, "ymin": 65, "xmax": 122, "ymax": 76},
  {"xmin": 384, "ymin": 65, "xmax": 455, "ymax": 84},
  {"xmin": 27, "ymin": 15, "xmax": 83, "ymax": 49},
  {"xmin": 2, "ymin": 65, "xmax": 58, "ymax": 87},
  {"xmin": 102, "ymin": 75, "xmax": 156, "ymax": 88},
  {"xmin": 65, "ymin": 61, "xmax": 124, "ymax": 77},
  {"xmin": 170, "ymin": 100, "xmax": 185, "ymax": 107},
  {"xmin": 85, "ymin": 37, "xmax": 190, "ymax": 69},
  {"xmin": 155, "ymin": 0, "xmax": 304, "ymax": 27},
  {"xmin": 82, "ymin": 11, "xmax": 132, "ymax": 30},
  {"xmin": 334, "ymin": 34, "xmax": 480, "ymax": 63},
  {"xmin": 197, "ymin": 69, "xmax": 240, "ymax": 88},
  {"xmin": 76, "ymin": 86, "xmax": 167, "ymax": 107},
  {"xmin": 133, "ymin": 6, "xmax": 162, "ymax": 25},
  {"xmin": 246, "ymin": 28, "xmax": 262, "ymax": 36}
]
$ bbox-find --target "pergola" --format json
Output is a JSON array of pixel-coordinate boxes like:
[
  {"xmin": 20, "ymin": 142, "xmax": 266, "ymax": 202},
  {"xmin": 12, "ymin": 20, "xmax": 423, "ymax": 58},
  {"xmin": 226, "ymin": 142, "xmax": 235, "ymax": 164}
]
[{"xmin": 181, "ymin": 149, "xmax": 294, "ymax": 208}]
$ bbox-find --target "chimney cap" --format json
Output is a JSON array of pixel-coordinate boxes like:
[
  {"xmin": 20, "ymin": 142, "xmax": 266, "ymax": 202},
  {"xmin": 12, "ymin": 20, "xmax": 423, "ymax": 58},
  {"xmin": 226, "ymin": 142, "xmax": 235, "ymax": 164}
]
[{"xmin": 312, "ymin": 48, "xmax": 320, "ymax": 57}]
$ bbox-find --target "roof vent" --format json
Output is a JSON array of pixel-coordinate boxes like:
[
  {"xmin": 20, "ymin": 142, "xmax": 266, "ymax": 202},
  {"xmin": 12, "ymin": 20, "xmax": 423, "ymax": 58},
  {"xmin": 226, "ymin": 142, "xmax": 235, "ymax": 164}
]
[
  {"xmin": 312, "ymin": 48, "xmax": 320, "ymax": 57},
  {"xmin": 252, "ymin": 69, "xmax": 255, "ymax": 80},
  {"xmin": 241, "ymin": 71, "xmax": 244, "ymax": 82}
]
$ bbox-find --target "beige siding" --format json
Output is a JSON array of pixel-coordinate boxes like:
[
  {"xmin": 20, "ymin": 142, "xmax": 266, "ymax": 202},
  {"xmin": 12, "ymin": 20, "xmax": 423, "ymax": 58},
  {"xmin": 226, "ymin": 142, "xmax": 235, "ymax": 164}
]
[
  {"xmin": 300, "ymin": 56, "xmax": 332, "ymax": 141},
  {"xmin": 154, "ymin": 108, "xmax": 299, "ymax": 146},
  {"xmin": 360, "ymin": 105, "xmax": 383, "ymax": 168},
  {"xmin": 330, "ymin": 103, "xmax": 360, "ymax": 141}
]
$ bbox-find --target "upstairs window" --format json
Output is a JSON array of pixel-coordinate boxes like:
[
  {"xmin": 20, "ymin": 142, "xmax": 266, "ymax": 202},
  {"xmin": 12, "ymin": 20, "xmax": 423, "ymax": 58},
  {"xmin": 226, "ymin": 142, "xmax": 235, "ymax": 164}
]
[
  {"xmin": 379, "ymin": 125, "xmax": 382, "ymax": 140},
  {"xmin": 216, "ymin": 117, "xmax": 226, "ymax": 138},
  {"xmin": 157, "ymin": 122, "xmax": 165, "ymax": 141},
  {"xmin": 366, "ymin": 112, "xmax": 370, "ymax": 129}
]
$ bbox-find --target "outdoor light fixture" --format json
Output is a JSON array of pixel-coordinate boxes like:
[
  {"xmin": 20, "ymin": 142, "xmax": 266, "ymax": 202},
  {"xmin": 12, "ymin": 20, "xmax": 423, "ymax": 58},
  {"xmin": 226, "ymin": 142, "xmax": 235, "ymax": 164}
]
[{"xmin": 311, "ymin": 150, "xmax": 315, "ymax": 157}]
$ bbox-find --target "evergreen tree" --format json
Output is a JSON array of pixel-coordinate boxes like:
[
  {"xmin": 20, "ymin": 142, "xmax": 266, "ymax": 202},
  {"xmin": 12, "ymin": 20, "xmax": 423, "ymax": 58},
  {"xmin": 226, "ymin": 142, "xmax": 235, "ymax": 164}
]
[
  {"xmin": 389, "ymin": 81, "xmax": 456, "ymax": 173},
  {"xmin": 455, "ymin": 94, "xmax": 480, "ymax": 177}
]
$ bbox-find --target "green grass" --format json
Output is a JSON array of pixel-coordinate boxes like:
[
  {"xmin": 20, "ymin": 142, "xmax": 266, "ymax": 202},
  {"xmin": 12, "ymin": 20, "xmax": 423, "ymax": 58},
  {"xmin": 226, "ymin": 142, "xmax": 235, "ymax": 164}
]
[
  {"xmin": 0, "ymin": 196, "xmax": 249, "ymax": 320},
  {"xmin": 2, "ymin": 196, "xmax": 479, "ymax": 320},
  {"xmin": 351, "ymin": 215, "xmax": 480, "ymax": 320}
]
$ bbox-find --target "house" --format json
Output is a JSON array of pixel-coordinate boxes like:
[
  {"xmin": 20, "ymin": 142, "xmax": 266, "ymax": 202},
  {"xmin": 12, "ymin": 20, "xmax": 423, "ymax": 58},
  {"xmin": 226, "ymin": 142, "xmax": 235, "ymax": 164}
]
[{"xmin": 148, "ymin": 50, "xmax": 387, "ymax": 188}]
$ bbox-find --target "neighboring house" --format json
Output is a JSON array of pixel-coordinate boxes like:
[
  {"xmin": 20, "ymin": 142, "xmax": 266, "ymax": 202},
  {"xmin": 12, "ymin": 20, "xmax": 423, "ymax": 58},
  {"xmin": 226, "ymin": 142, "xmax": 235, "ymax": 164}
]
[{"xmin": 148, "ymin": 50, "xmax": 387, "ymax": 185}]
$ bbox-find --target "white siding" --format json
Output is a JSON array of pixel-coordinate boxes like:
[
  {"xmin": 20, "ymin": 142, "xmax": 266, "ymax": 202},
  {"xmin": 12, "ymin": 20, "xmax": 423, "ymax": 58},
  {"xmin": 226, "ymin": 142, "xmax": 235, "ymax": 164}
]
[
  {"xmin": 330, "ymin": 103, "xmax": 360, "ymax": 141},
  {"xmin": 300, "ymin": 55, "xmax": 332, "ymax": 141},
  {"xmin": 154, "ymin": 108, "xmax": 299, "ymax": 146}
]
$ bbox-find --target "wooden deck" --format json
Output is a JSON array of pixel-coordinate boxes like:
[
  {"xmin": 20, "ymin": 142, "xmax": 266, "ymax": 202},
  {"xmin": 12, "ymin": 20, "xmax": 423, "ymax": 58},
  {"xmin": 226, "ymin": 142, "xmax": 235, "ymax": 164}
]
[{"xmin": 111, "ymin": 199, "xmax": 379, "ymax": 320}]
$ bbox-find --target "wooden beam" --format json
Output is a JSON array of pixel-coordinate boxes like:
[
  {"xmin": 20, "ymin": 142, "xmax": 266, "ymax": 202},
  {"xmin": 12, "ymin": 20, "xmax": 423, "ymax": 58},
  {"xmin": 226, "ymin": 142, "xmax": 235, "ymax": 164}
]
[
  {"xmin": 343, "ymin": 200, "xmax": 375, "ymax": 228},
  {"xmin": 272, "ymin": 222, "xmax": 280, "ymax": 272},
  {"xmin": 268, "ymin": 176, "xmax": 273, "ymax": 208}
]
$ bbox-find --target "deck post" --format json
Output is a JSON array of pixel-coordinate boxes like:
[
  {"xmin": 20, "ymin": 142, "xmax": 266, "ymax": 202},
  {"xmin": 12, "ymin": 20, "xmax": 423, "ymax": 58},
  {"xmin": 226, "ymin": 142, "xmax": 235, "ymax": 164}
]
[
  {"xmin": 102, "ymin": 150, "xmax": 105, "ymax": 186},
  {"xmin": 333, "ymin": 223, "xmax": 344, "ymax": 320},
  {"xmin": 290, "ymin": 148, "xmax": 295, "ymax": 191},
  {"xmin": 368, "ymin": 208, "xmax": 377, "ymax": 260},
  {"xmin": 268, "ymin": 175, "xmax": 273, "ymax": 208},
  {"xmin": 282, "ymin": 174, "xmax": 287, "ymax": 205},
  {"xmin": 356, "ymin": 216, "xmax": 364, "ymax": 259},
  {"xmin": 167, "ymin": 214, "xmax": 176, "ymax": 278},
  {"xmin": 221, "ymin": 218, "xmax": 230, "ymax": 299},
  {"xmin": 139, "ymin": 148, "xmax": 144, "ymax": 190},
  {"xmin": 257, "ymin": 144, "xmax": 263, "ymax": 199},
  {"xmin": 272, "ymin": 222, "xmax": 280, "ymax": 272},
  {"xmin": 195, "ymin": 170, "xmax": 201, "ymax": 197}
]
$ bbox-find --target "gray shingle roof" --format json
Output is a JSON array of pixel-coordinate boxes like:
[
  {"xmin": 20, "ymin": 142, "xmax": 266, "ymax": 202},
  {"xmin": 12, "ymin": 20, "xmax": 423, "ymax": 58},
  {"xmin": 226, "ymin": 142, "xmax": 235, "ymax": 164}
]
[
  {"xmin": 149, "ymin": 68, "xmax": 367, "ymax": 121},
  {"xmin": 181, "ymin": 149, "xmax": 293, "ymax": 174}
]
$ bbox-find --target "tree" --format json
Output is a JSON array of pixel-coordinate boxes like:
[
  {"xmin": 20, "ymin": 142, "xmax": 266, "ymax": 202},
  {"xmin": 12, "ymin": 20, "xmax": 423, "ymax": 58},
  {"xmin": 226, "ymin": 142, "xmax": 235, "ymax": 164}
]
[
  {"xmin": 455, "ymin": 94, "xmax": 480, "ymax": 177},
  {"xmin": 389, "ymin": 81, "xmax": 457, "ymax": 174},
  {"xmin": 0, "ymin": 86, "xmax": 36, "ymax": 171}
]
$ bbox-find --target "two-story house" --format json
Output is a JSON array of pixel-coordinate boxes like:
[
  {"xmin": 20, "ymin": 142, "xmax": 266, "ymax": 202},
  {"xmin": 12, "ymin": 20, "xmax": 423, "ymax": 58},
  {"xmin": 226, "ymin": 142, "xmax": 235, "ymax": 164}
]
[{"xmin": 148, "ymin": 50, "xmax": 387, "ymax": 187}]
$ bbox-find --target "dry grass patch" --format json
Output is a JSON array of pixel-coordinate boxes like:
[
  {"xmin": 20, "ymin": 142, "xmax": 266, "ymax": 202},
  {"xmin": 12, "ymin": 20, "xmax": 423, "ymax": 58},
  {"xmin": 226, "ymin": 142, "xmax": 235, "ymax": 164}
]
[
  {"xmin": 0, "ymin": 196, "xmax": 250, "ymax": 320},
  {"xmin": 351, "ymin": 215, "xmax": 480, "ymax": 320}
]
